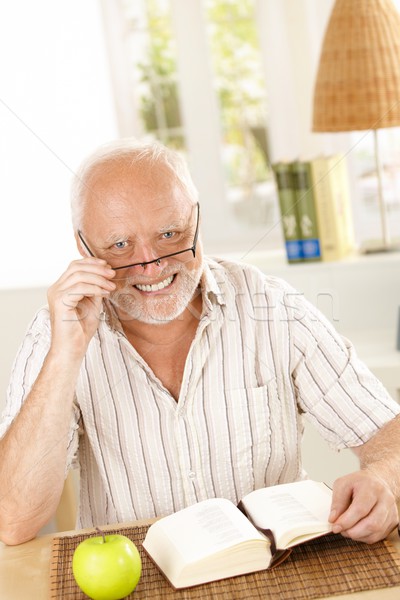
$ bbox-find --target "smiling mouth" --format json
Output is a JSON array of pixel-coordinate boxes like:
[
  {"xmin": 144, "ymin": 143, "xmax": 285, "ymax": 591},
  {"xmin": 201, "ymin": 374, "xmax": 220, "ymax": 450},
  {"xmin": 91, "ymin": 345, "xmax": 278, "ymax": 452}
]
[{"xmin": 134, "ymin": 274, "xmax": 175, "ymax": 293}]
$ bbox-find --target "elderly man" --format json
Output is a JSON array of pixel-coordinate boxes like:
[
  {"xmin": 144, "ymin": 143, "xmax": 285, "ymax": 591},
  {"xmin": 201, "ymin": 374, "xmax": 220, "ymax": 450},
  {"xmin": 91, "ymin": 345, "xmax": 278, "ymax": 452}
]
[{"xmin": 1, "ymin": 139, "xmax": 399, "ymax": 546}]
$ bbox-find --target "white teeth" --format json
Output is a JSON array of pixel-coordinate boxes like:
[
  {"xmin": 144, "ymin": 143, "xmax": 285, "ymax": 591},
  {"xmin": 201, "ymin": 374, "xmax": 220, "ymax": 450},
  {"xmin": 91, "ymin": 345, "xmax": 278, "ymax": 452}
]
[{"xmin": 135, "ymin": 275, "xmax": 174, "ymax": 292}]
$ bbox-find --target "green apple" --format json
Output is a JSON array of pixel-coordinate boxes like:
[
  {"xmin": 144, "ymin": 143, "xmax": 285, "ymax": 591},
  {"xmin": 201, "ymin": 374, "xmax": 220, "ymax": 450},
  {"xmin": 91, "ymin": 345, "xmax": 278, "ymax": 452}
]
[{"xmin": 72, "ymin": 530, "xmax": 142, "ymax": 600}]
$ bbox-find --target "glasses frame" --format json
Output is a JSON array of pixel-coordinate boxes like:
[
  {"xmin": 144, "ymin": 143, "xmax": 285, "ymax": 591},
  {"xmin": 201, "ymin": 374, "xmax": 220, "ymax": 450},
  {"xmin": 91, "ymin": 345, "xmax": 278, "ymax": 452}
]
[{"xmin": 77, "ymin": 202, "xmax": 200, "ymax": 271}]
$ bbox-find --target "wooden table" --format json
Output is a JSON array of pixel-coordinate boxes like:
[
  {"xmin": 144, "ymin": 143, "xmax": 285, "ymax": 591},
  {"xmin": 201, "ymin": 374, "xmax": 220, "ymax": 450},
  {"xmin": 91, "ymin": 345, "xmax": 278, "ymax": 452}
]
[{"xmin": 1, "ymin": 522, "xmax": 400, "ymax": 600}]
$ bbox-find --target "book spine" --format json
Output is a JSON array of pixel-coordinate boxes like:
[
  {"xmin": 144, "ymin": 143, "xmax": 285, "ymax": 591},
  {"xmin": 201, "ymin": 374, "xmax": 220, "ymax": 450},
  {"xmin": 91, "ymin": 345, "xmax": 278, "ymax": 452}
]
[
  {"xmin": 291, "ymin": 161, "xmax": 321, "ymax": 262},
  {"xmin": 336, "ymin": 156, "xmax": 355, "ymax": 255},
  {"xmin": 310, "ymin": 158, "xmax": 339, "ymax": 261},
  {"xmin": 310, "ymin": 156, "xmax": 352, "ymax": 261},
  {"xmin": 272, "ymin": 163, "xmax": 303, "ymax": 263}
]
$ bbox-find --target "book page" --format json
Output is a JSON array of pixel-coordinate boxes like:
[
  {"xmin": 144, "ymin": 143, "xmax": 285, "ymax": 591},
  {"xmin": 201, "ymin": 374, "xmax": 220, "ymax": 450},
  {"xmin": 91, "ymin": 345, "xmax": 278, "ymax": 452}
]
[
  {"xmin": 241, "ymin": 480, "xmax": 332, "ymax": 548},
  {"xmin": 145, "ymin": 498, "xmax": 267, "ymax": 565}
]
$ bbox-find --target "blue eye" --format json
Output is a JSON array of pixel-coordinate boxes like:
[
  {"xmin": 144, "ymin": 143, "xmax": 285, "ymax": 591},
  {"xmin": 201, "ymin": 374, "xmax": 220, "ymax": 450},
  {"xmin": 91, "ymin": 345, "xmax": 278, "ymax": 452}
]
[
  {"xmin": 115, "ymin": 241, "xmax": 128, "ymax": 249},
  {"xmin": 163, "ymin": 232, "xmax": 174, "ymax": 239}
]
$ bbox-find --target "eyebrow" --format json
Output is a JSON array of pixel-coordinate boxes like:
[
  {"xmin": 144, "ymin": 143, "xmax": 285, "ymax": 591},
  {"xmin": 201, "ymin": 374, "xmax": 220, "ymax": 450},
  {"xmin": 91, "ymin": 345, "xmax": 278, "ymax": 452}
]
[
  {"xmin": 159, "ymin": 220, "xmax": 185, "ymax": 233},
  {"xmin": 102, "ymin": 232, "xmax": 130, "ymax": 246},
  {"xmin": 101, "ymin": 219, "xmax": 186, "ymax": 246}
]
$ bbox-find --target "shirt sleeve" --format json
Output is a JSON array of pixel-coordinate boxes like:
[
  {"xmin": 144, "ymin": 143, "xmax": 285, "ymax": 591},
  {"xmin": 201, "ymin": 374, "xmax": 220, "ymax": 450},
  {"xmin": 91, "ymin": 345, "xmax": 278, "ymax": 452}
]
[
  {"xmin": 0, "ymin": 307, "xmax": 81, "ymax": 473},
  {"xmin": 288, "ymin": 289, "xmax": 400, "ymax": 450}
]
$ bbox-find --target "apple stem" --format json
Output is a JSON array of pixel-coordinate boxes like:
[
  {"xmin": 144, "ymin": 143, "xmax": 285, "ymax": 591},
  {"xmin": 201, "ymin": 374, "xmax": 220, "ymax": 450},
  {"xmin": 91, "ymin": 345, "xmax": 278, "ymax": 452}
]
[{"xmin": 95, "ymin": 527, "xmax": 106, "ymax": 543}]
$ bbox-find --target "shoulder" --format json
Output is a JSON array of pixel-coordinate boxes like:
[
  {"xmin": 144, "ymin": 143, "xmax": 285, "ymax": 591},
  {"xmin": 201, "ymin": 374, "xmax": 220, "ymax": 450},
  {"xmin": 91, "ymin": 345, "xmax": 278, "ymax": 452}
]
[
  {"xmin": 203, "ymin": 256, "xmax": 319, "ymax": 326},
  {"xmin": 204, "ymin": 255, "xmax": 297, "ymax": 298},
  {"xmin": 19, "ymin": 306, "xmax": 52, "ymax": 345},
  {"xmin": 27, "ymin": 305, "xmax": 51, "ymax": 334}
]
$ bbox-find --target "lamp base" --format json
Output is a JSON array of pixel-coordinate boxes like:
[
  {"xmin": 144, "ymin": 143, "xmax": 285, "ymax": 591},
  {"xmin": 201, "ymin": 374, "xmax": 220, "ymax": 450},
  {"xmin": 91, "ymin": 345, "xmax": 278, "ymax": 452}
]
[{"xmin": 360, "ymin": 239, "xmax": 400, "ymax": 254}]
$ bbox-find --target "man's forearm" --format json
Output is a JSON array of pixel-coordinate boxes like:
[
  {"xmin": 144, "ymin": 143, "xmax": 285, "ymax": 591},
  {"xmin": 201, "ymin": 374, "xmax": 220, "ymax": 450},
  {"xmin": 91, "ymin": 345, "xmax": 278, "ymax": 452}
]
[
  {"xmin": 353, "ymin": 413, "xmax": 400, "ymax": 498},
  {"xmin": 0, "ymin": 351, "xmax": 81, "ymax": 545}
]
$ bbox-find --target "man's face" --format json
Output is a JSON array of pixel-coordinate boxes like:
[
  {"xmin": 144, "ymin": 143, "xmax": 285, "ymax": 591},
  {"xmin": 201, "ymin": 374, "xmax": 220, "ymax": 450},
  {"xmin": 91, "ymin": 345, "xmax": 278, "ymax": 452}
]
[{"xmin": 79, "ymin": 162, "xmax": 203, "ymax": 325}]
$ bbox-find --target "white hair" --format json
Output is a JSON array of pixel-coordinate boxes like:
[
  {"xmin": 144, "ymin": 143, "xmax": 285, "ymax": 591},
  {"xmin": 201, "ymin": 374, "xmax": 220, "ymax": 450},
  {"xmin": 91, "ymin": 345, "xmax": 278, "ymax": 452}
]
[{"xmin": 70, "ymin": 138, "xmax": 199, "ymax": 231}]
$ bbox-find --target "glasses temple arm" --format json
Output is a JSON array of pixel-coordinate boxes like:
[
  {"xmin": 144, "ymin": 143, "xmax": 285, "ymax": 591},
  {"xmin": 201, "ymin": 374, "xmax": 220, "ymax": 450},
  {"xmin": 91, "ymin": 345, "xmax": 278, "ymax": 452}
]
[{"xmin": 77, "ymin": 230, "xmax": 96, "ymax": 258}]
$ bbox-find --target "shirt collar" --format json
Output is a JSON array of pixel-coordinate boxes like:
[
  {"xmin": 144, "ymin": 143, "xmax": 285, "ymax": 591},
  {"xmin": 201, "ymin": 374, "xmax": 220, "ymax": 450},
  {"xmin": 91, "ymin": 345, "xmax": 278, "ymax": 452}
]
[
  {"xmin": 200, "ymin": 257, "xmax": 226, "ymax": 313},
  {"xmin": 101, "ymin": 298, "xmax": 124, "ymax": 334}
]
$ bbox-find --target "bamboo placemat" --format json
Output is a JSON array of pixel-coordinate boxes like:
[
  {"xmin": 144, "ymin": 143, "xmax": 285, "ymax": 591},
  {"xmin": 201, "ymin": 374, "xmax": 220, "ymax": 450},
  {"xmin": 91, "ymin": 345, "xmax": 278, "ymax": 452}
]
[{"xmin": 50, "ymin": 524, "xmax": 400, "ymax": 599}]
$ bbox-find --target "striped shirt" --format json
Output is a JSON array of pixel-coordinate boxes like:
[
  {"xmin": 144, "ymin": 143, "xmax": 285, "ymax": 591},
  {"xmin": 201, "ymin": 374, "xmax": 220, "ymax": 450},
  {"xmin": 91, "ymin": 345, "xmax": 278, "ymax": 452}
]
[{"xmin": 2, "ymin": 257, "xmax": 399, "ymax": 528}]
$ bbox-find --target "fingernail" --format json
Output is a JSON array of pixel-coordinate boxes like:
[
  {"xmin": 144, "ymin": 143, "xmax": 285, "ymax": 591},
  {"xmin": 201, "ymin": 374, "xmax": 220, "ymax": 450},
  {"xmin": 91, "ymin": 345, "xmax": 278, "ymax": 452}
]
[
  {"xmin": 332, "ymin": 524, "xmax": 342, "ymax": 533},
  {"xmin": 329, "ymin": 509, "xmax": 337, "ymax": 521}
]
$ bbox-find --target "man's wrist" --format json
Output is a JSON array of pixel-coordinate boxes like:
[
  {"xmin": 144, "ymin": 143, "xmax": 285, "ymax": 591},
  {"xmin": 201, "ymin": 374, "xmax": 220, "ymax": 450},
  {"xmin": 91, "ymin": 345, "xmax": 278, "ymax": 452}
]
[
  {"xmin": 362, "ymin": 465, "xmax": 399, "ymax": 500},
  {"xmin": 46, "ymin": 345, "xmax": 85, "ymax": 374}
]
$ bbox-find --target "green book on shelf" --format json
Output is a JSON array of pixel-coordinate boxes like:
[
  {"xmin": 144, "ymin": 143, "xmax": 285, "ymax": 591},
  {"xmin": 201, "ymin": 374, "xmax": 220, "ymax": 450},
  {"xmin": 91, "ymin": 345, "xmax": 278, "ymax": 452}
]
[
  {"xmin": 272, "ymin": 163, "xmax": 303, "ymax": 263},
  {"xmin": 291, "ymin": 161, "xmax": 321, "ymax": 262}
]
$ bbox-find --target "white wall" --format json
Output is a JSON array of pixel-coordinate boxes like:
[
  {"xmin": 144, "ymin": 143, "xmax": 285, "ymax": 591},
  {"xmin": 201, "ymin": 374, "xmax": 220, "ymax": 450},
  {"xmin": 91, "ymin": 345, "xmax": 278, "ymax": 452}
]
[{"xmin": 1, "ymin": 0, "xmax": 118, "ymax": 289}]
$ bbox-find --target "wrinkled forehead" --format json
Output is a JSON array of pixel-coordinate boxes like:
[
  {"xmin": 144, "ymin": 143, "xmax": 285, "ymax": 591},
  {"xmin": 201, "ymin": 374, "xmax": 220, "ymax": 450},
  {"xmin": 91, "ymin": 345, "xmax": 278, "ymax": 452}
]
[
  {"xmin": 80, "ymin": 159, "xmax": 196, "ymax": 239},
  {"xmin": 83, "ymin": 159, "xmax": 193, "ymax": 216},
  {"xmin": 86, "ymin": 157, "xmax": 174, "ymax": 196}
]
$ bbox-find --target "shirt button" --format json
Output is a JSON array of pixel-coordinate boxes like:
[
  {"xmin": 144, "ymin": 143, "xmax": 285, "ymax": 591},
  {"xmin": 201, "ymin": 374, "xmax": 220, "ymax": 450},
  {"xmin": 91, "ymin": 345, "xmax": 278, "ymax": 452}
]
[{"xmin": 188, "ymin": 471, "xmax": 196, "ymax": 479}]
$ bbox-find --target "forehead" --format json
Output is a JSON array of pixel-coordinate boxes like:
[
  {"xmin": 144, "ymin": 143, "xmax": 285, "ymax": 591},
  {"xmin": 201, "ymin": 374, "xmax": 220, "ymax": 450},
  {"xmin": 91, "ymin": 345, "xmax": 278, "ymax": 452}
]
[
  {"xmin": 86, "ymin": 160, "xmax": 188, "ymax": 208},
  {"xmin": 81, "ymin": 160, "xmax": 194, "ymax": 236}
]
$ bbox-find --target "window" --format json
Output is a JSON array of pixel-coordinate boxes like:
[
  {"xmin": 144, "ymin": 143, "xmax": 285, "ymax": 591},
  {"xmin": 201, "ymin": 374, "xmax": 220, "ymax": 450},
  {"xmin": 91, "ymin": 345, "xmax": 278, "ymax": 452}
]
[
  {"xmin": 111, "ymin": 0, "xmax": 393, "ymax": 255},
  {"xmin": 121, "ymin": 0, "xmax": 186, "ymax": 149},
  {"xmin": 349, "ymin": 0, "xmax": 400, "ymax": 247},
  {"xmin": 102, "ymin": 0, "xmax": 283, "ymax": 254},
  {"xmin": 204, "ymin": 0, "xmax": 272, "ymax": 225},
  {"xmin": 351, "ymin": 128, "xmax": 400, "ymax": 245},
  {"xmin": 7, "ymin": 0, "xmax": 398, "ymax": 289}
]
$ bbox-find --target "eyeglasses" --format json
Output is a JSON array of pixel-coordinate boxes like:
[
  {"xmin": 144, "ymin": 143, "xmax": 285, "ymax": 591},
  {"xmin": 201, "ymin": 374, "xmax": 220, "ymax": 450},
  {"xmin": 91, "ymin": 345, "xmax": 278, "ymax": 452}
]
[{"xmin": 77, "ymin": 202, "xmax": 200, "ymax": 271}]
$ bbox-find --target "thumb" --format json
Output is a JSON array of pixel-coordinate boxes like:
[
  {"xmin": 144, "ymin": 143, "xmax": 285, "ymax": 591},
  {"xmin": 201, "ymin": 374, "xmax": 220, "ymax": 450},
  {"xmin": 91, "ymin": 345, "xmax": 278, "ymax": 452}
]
[{"xmin": 329, "ymin": 477, "xmax": 353, "ymax": 524}]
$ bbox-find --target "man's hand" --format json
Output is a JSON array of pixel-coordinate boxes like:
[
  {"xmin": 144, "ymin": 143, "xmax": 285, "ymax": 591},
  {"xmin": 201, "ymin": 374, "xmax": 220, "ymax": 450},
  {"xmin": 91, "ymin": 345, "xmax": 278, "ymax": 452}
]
[
  {"xmin": 47, "ymin": 257, "xmax": 116, "ymax": 360},
  {"xmin": 0, "ymin": 257, "xmax": 116, "ymax": 544},
  {"xmin": 329, "ymin": 470, "xmax": 398, "ymax": 544}
]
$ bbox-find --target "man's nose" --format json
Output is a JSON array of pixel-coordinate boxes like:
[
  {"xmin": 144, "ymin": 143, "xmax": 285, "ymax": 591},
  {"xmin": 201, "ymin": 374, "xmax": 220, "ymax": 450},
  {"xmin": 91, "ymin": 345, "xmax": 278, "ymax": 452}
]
[
  {"xmin": 138, "ymin": 257, "xmax": 162, "ymax": 273},
  {"xmin": 134, "ymin": 245, "xmax": 163, "ymax": 274}
]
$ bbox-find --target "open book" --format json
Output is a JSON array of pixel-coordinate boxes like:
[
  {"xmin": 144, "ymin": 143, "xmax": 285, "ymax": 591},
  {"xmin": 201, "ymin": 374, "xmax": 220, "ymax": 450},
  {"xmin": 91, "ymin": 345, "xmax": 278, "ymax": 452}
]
[{"xmin": 142, "ymin": 480, "xmax": 333, "ymax": 589}]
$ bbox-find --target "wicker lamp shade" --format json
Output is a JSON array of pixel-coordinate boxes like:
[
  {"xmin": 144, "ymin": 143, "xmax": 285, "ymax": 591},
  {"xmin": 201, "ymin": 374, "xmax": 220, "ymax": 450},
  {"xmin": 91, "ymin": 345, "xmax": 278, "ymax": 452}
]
[{"xmin": 313, "ymin": 0, "xmax": 400, "ymax": 132}]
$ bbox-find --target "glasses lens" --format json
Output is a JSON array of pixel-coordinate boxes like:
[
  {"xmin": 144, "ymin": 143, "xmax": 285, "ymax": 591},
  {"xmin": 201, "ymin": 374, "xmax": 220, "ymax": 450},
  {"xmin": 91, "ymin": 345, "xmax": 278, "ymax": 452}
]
[
  {"xmin": 108, "ymin": 204, "xmax": 199, "ymax": 271},
  {"xmin": 80, "ymin": 204, "xmax": 199, "ymax": 272}
]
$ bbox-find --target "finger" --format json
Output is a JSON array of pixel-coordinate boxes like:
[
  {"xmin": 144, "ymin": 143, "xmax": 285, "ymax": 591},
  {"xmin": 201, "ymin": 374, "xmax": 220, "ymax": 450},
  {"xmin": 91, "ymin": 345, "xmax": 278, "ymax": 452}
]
[
  {"xmin": 52, "ymin": 293, "xmax": 108, "ymax": 327},
  {"xmin": 340, "ymin": 504, "xmax": 398, "ymax": 544},
  {"xmin": 49, "ymin": 273, "xmax": 116, "ymax": 310},
  {"xmin": 69, "ymin": 256, "xmax": 110, "ymax": 269},
  {"xmin": 329, "ymin": 478, "xmax": 355, "ymax": 524},
  {"xmin": 72, "ymin": 294, "xmax": 106, "ymax": 322},
  {"xmin": 331, "ymin": 486, "xmax": 376, "ymax": 533},
  {"xmin": 54, "ymin": 286, "xmax": 112, "ymax": 318},
  {"xmin": 332, "ymin": 476, "xmax": 397, "ymax": 538},
  {"xmin": 54, "ymin": 259, "xmax": 115, "ymax": 286},
  {"xmin": 59, "ymin": 271, "xmax": 116, "ymax": 293}
]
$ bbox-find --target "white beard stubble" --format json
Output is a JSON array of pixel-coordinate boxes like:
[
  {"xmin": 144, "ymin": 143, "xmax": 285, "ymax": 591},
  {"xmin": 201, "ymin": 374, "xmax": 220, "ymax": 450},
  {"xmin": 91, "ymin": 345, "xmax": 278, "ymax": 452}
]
[{"xmin": 109, "ymin": 261, "xmax": 203, "ymax": 325}]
